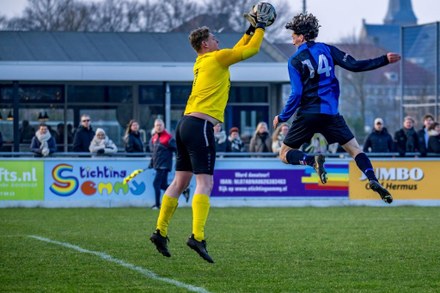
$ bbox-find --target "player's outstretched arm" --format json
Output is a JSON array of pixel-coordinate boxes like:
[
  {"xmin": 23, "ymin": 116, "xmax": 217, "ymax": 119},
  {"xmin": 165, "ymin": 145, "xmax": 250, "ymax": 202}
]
[
  {"xmin": 216, "ymin": 28, "xmax": 264, "ymax": 66},
  {"xmin": 330, "ymin": 45, "xmax": 399, "ymax": 72}
]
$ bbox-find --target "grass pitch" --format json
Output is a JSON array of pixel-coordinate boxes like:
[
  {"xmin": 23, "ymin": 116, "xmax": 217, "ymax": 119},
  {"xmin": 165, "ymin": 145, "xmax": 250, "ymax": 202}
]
[{"xmin": 1, "ymin": 207, "xmax": 439, "ymax": 292}]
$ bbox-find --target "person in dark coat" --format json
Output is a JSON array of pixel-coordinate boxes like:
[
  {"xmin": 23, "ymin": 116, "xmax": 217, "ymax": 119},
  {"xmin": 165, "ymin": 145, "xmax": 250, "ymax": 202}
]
[
  {"xmin": 417, "ymin": 114, "xmax": 434, "ymax": 157},
  {"xmin": 394, "ymin": 116, "xmax": 420, "ymax": 157},
  {"xmin": 30, "ymin": 123, "xmax": 57, "ymax": 157},
  {"xmin": 124, "ymin": 119, "xmax": 144, "ymax": 153},
  {"xmin": 72, "ymin": 114, "xmax": 95, "ymax": 152},
  {"xmin": 427, "ymin": 122, "xmax": 440, "ymax": 153},
  {"xmin": 149, "ymin": 118, "xmax": 189, "ymax": 208},
  {"xmin": 363, "ymin": 118, "xmax": 394, "ymax": 153},
  {"xmin": 19, "ymin": 120, "xmax": 35, "ymax": 144},
  {"xmin": 56, "ymin": 123, "xmax": 74, "ymax": 152}
]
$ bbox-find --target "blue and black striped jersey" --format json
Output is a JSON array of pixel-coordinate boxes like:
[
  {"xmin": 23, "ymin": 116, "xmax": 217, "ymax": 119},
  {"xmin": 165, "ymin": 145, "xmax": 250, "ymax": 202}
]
[{"xmin": 278, "ymin": 41, "xmax": 389, "ymax": 122}]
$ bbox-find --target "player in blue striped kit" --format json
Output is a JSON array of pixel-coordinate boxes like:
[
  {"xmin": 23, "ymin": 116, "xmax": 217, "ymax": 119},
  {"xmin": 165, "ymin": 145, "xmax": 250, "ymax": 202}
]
[{"xmin": 273, "ymin": 13, "xmax": 401, "ymax": 204}]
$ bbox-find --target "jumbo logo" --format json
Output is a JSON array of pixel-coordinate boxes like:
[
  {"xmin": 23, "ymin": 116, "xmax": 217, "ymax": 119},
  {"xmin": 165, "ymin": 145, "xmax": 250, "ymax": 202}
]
[
  {"xmin": 360, "ymin": 167, "xmax": 424, "ymax": 181},
  {"xmin": 50, "ymin": 163, "xmax": 145, "ymax": 197}
]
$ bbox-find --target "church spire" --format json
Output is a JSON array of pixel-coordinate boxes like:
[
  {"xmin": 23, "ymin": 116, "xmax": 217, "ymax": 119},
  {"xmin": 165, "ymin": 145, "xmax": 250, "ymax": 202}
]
[{"xmin": 384, "ymin": 0, "xmax": 417, "ymax": 26}]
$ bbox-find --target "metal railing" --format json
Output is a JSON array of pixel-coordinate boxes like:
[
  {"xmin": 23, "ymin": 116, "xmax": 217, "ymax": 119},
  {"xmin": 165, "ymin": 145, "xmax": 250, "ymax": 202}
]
[{"xmin": 1, "ymin": 151, "xmax": 439, "ymax": 158}]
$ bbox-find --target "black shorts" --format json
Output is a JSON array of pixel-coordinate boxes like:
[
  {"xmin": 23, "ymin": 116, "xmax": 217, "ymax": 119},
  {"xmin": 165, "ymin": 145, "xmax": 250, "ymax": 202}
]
[
  {"xmin": 283, "ymin": 113, "xmax": 354, "ymax": 149},
  {"xmin": 175, "ymin": 116, "xmax": 216, "ymax": 175}
]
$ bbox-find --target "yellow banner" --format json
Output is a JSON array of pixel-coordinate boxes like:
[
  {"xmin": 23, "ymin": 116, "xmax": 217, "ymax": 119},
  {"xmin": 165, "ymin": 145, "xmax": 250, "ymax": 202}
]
[{"xmin": 349, "ymin": 160, "xmax": 440, "ymax": 200}]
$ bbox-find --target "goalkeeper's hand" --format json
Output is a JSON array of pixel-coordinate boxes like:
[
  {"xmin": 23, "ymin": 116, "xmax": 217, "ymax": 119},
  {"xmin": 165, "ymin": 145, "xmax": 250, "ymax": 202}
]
[
  {"xmin": 243, "ymin": 6, "xmax": 257, "ymax": 28},
  {"xmin": 256, "ymin": 2, "xmax": 272, "ymax": 26}
]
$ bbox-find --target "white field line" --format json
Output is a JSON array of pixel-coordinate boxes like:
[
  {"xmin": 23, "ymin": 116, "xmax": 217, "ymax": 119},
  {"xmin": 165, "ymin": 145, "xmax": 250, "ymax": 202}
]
[{"xmin": 28, "ymin": 235, "xmax": 211, "ymax": 293}]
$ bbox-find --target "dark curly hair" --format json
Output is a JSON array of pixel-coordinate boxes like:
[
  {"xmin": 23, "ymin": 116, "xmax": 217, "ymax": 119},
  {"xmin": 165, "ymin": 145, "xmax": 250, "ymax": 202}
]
[
  {"xmin": 285, "ymin": 13, "xmax": 320, "ymax": 41},
  {"xmin": 189, "ymin": 26, "xmax": 211, "ymax": 52}
]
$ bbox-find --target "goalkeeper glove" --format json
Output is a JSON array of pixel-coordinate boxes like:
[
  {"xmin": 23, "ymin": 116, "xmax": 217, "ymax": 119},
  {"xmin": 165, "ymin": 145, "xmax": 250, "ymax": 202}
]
[
  {"xmin": 255, "ymin": 2, "xmax": 271, "ymax": 28},
  {"xmin": 243, "ymin": 5, "xmax": 257, "ymax": 28}
]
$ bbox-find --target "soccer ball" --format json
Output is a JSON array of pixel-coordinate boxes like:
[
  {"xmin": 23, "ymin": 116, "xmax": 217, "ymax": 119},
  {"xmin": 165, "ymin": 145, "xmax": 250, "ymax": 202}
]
[{"xmin": 252, "ymin": 2, "xmax": 277, "ymax": 27}]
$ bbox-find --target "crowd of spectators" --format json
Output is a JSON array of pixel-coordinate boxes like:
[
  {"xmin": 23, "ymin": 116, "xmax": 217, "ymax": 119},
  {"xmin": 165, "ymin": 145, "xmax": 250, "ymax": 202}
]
[{"xmin": 2, "ymin": 112, "xmax": 439, "ymax": 157}]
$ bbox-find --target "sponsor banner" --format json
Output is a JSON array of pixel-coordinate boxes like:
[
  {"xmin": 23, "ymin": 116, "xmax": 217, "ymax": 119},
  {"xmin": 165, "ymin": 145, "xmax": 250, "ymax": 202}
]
[
  {"xmin": 349, "ymin": 160, "xmax": 440, "ymax": 200},
  {"xmin": 0, "ymin": 161, "xmax": 44, "ymax": 200},
  {"xmin": 212, "ymin": 163, "xmax": 349, "ymax": 198},
  {"xmin": 45, "ymin": 160, "xmax": 154, "ymax": 200}
]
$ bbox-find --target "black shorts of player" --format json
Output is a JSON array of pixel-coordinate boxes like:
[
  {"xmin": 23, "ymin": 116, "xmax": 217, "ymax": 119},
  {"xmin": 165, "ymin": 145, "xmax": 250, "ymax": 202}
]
[
  {"xmin": 283, "ymin": 113, "xmax": 355, "ymax": 149},
  {"xmin": 175, "ymin": 115, "xmax": 216, "ymax": 175}
]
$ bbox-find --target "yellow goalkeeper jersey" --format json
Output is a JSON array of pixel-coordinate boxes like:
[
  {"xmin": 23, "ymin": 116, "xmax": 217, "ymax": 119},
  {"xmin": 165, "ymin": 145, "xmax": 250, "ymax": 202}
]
[{"xmin": 184, "ymin": 28, "xmax": 265, "ymax": 123}]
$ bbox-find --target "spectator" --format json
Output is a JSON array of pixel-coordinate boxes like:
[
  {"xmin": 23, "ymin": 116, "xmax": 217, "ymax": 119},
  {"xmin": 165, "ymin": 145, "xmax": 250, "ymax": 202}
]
[
  {"xmin": 417, "ymin": 114, "xmax": 435, "ymax": 157},
  {"xmin": 363, "ymin": 118, "xmax": 394, "ymax": 153},
  {"xmin": 394, "ymin": 116, "xmax": 420, "ymax": 156},
  {"xmin": 272, "ymin": 123, "xmax": 289, "ymax": 154},
  {"xmin": 89, "ymin": 128, "xmax": 118, "ymax": 155},
  {"xmin": 249, "ymin": 122, "xmax": 272, "ymax": 153},
  {"xmin": 124, "ymin": 119, "xmax": 144, "ymax": 153},
  {"xmin": 226, "ymin": 127, "xmax": 245, "ymax": 152},
  {"xmin": 213, "ymin": 123, "xmax": 227, "ymax": 152},
  {"xmin": 149, "ymin": 118, "xmax": 189, "ymax": 209},
  {"xmin": 19, "ymin": 120, "xmax": 35, "ymax": 144},
  {"xmin": 427, "ymin": 122, "xmax": 440, "ymax": 153},
  {"xmin": 73, "ymin": 114, "xmax": 95, "ymax": 152},
  {"xmin": 30, "ymin": 123, "xmax": 56, "ymax": 157}
]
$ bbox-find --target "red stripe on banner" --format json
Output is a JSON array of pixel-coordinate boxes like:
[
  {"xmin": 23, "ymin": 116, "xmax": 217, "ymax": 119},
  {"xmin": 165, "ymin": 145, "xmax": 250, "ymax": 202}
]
[{"xmin": 305, "ymin": 184, "xmax": 348, "ymax": 191}]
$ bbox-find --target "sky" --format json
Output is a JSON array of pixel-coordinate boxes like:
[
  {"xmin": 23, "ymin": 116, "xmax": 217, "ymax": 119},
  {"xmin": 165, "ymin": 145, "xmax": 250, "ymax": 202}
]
[{"xmin": 0, "ymin": 0, "xmax": 439, "ymax": 43}]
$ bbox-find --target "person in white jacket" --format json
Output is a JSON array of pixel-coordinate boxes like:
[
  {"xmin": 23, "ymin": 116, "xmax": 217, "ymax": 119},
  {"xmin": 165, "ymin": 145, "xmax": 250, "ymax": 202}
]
[{"xmin": 89, "ymin": 128, "xmax": 118, "ymax": 155}]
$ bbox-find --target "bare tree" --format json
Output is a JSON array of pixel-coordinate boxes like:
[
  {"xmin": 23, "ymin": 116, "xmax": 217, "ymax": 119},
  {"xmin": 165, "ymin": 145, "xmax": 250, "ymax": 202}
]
[
  {"xmin": 201, "ymin": 0, "xmax": 294, "ymax": 39},
  {"xmin": 158, "ymin": 0, "xmax": 202, "ymax": 31},
  {"xmin": 0, "ymin": 14, "xmax": 7, "ymax": 29},
  {"xmin": 203, "ymin": 0, "xmax": 253, "ymax": 30},
  {"xmin": 137, "ymin": 0, "xmax": 168, "ymax": 32},
  {"xmin": 5, "ymin": 0, "xmax": 93, "ymax": 31},
  {"xmin": 88, "ymin": 0, "xmax": 142, "ymax": 32},
  {"xmin": 1, "ymin": 0, "xmax": 296, "ymax": 36}
]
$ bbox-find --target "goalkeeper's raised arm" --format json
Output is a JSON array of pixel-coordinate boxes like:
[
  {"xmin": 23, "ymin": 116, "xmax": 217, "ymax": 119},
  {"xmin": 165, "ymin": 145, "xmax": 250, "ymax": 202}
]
[{"xmin": 218, "ymin": 2, "xmax": 275, "ymax": 66}]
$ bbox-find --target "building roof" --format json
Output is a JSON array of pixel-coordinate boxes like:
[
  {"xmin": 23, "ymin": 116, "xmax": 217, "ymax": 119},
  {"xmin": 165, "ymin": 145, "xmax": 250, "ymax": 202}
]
[
  {"xmin": 0, "ymin": 30, "xmax": 290, "ymax": 82},
  {"xmin": 271, "ymin": 43, "xmax": 296, "ymax": 60},
  {"xmin": 360, "ymin": 23, "xmax": 401, "ymax": 53},
  {"xmin": 0, "ymin": 30, "xmax": 279, "ymax": 63}
]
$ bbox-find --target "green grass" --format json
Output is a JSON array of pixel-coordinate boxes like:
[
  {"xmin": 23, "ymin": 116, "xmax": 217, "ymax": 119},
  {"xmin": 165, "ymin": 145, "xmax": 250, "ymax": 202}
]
[{"xmin": 1, "ymin": 207, "xmax": 439, "ymax": 292}]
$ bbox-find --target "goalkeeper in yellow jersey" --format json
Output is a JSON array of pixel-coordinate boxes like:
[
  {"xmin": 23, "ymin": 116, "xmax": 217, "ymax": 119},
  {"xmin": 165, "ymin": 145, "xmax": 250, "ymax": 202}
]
[{"xmin": 149, "ymin": 3, "xmax": 273, "ymax": 263}]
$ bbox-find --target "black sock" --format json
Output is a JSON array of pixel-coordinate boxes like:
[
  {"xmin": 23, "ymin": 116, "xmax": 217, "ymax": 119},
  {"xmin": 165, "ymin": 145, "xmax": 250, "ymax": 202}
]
[
  {"xmin": 354, "ymin": 153, "xmax": 377, "ymax": 181},
  {"xmin": 286, "ymin": 150, "xmax": 315, "ymax": 166}
]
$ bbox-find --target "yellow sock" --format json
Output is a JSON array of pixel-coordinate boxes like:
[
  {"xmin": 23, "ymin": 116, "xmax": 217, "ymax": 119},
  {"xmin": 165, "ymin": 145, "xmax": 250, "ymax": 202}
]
[
  {"xmin": 192, "ymin": 194, "xmax": 210, "ymax": 241},
  {"xmin": 156, "ymin": 195, "xmax": 178, "ymax": 237}
]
